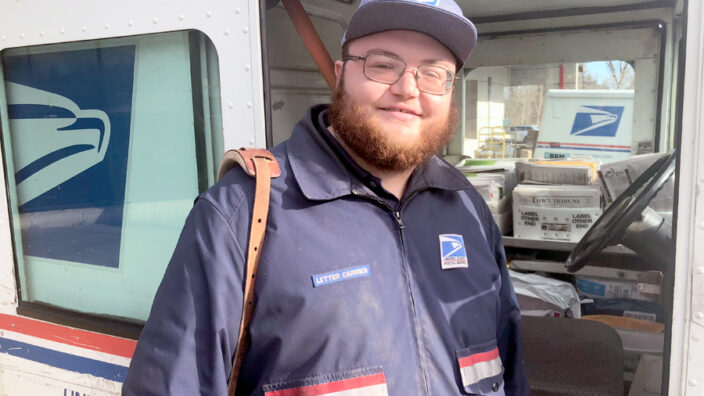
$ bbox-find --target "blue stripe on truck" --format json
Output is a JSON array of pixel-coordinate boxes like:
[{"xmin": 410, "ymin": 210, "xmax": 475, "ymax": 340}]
[{"xmin": 0, "ymin": 336, "xmax": 128, "ymax": 382}]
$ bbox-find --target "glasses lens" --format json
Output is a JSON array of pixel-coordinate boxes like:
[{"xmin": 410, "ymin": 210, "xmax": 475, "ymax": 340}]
[
  {"xmin": 417, "ymin": 65, "xmax": 453, "ymax": 94},
  {"xmin": 364, "ymin": 54, "xmax": 404, "ymax": 84}
]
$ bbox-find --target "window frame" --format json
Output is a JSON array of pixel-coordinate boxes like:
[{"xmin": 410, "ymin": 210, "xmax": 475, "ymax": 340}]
[
  {"xmin": 0, "ymin": 30, "xmax": 221, "ymax": 335},
  {"xmin": 0, "ymin": 0, "xmax": 269, "ymax": 338}
]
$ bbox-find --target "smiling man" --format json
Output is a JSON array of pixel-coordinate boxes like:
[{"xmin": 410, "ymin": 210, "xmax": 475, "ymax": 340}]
[
  {"xmin": 124, "ymin": 0, "xmax": 528, "ymax": 395},
  {"xmin": 329, "ymin": 29, "xmax": 460, "ymax": 196}
]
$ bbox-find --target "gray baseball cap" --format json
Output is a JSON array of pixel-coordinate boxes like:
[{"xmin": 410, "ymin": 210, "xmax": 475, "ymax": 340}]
[{"xmin": 341, "ymin": 0, "xmax": 477, "ymax": 68}]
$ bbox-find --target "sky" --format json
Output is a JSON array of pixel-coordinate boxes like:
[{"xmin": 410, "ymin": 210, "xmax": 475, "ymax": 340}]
[{"xmin": 583, "ymin": 60, "xmax": 634, "ymax": 87}]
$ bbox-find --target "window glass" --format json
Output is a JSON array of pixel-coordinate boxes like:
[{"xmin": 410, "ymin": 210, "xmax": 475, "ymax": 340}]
[
  {"xmin": 463, "ymin": 61, "xmax": 640, "ymax": 162},
  {"xmin": 460, "ymin": 25, "xmax": 662, "ymax": 162},
  {"xmin": 0, "ymin": 30, "xmax": 222, "ymax": 321}
]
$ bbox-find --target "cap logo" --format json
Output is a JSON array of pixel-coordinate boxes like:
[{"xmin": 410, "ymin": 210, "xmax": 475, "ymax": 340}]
[{"xmin": 413, "ymin": 0, "xmax": 440, "ymax": 5}]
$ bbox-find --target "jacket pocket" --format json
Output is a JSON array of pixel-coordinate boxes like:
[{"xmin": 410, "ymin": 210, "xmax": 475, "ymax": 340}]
[
  {"xmin": 456, "ymin": 340, "xmax": 505, "ymax": 395},
  {"xmin": 262, "ymin": 366, "xmax": 388, "ymax": 396}
]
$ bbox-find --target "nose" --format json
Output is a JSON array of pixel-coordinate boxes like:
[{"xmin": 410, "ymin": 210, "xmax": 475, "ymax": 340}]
[{"xmin": 389, "ymin": 67, "xmax": 420, "ymax": 98}]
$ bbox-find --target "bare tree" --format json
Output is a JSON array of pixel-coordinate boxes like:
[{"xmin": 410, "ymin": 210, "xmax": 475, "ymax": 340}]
[
  {"xmin": 503, "ymin": 61, "xmax": 633, "ymax": 128},
  {"xmin": 504, "ymin": 85, "xmax": 544, "ymax": 126},
  {"xmin": 580, "ymin": 70, "xmax": 608, "ymax": 89},
  {"xmin": 605, "ymin": 61, "xmax": 635, "ymax": 89}
]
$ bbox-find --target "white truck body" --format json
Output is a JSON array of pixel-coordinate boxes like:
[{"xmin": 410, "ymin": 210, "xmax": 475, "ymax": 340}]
[{"xmin": 535, "ymin": 89, "xmax": 634, "ymax": 162}]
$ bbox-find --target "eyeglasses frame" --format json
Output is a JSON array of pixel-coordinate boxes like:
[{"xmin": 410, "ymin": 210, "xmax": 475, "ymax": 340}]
[{"xmin": 342, "ymin": 54, "xmax": 459, "ymax": 95}]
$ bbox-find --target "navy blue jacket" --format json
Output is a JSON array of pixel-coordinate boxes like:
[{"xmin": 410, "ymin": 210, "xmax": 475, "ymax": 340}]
[{"xmin": 123, "ymin": 105, "xmax": 528, "ymax": 395}]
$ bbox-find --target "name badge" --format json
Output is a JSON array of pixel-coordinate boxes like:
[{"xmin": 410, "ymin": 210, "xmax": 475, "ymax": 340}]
[{"xmin": 312, "ymin": 265, "xmax": 371, "ymax": 288}]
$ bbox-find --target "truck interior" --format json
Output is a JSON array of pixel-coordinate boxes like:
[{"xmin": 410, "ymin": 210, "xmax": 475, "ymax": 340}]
[{"xmin": 263, "ymin": 0, "xmax": 685, "ymax": 395}]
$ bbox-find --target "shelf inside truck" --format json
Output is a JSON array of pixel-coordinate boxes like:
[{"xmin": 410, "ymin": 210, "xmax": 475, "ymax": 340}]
[{"xmin": 502, "ymin": 236, "xmax": 635, "ymax": 255}]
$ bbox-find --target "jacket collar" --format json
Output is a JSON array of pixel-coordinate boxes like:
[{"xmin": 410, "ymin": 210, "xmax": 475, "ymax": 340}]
[{"xmin": 286, "ymin": 105, "xmax": 473, "ymax": 201}]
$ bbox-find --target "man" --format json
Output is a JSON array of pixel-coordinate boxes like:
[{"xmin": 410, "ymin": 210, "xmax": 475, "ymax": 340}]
[{"xmin": 124, "ymin": 0, "xmax": 527, "ymax": 394}]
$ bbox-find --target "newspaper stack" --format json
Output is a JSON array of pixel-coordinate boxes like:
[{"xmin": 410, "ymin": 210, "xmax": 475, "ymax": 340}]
[{"xmin": 512, "ymin": 158, "xmax": 603, "ymax": 242}]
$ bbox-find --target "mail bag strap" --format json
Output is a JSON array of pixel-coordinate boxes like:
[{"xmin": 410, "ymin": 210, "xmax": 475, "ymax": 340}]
[{"xmin": 217, "ymin": 148, "xmax": 281, "ymax": 396}]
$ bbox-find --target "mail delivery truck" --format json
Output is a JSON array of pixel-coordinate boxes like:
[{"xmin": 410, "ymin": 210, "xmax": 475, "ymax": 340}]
[
  {"xmin": 0, "ymin": 0, "xmax": 702, "ymax": 395},
  {"xmin": 534, "ymin": 89, "xmax": 634, "ymax": 162}
]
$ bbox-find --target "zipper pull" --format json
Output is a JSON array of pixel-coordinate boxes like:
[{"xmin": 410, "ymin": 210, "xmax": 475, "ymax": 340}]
[{"xmin": 394, "ymin": 211, "xmax": 405, "ymax": 229}]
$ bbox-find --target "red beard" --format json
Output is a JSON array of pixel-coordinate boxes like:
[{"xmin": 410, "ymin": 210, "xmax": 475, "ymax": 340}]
[{"xmin": 328, "ymin": 75, "xmax": 459, "ymax": 172}]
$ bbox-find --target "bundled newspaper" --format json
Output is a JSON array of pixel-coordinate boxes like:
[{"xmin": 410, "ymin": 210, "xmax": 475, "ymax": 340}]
[
  {"xmin": 512, "ymin": 184, "xmax": 602, "ymax": 242},
  {"xmin": 515, "ymin": 159, "xmax": 598, "ymax": 185}
]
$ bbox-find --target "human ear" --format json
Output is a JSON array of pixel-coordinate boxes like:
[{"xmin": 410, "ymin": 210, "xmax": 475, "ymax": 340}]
[{"xmin": 334, "ymin": 60, "xmax": 345, "ymax": 87}]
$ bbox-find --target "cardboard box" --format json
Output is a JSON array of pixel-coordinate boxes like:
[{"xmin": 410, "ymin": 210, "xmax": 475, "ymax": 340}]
[{"xmin": 512, "ymin": 184, "xmax": 602, "ymax": 242}]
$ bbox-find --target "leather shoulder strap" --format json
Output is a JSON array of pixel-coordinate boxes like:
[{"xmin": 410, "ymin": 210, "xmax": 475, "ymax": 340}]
[
  {"xmin": 218, "ymin": 148, "xmax": 281, "ymax": 180},
  {"xmin": 218, "ymin": 149, "xmax": 280, "ymax": 396}
]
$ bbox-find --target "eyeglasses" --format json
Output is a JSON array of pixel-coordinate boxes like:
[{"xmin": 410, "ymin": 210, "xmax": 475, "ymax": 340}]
[{"xmin": 343, "ymin": 53, "xmax": 457, "ymax": 95}]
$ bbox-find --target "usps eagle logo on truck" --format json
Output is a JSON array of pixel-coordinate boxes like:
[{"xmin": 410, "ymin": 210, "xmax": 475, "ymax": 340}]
[
  {"xmin": 4, "ymin": 45, "xmax": 136, "ymax": 268},
  {"xmin": 7, "ymin": 82, "xmax": 111, "ymax": 207},
  {"xmin": 569, "ymin": 105, "xmax": 625, "ymax": 137}
]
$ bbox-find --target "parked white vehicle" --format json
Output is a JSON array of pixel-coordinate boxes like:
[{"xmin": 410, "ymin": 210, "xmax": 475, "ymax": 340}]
[{"xmin": 534, "ymin": 89, "xmax": 634, "ymax": 162}]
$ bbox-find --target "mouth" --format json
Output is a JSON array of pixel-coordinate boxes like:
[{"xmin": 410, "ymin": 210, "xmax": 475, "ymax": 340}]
[{"xmin": 380, "ymin": 106, "xmax": 421, "ymax": 117}]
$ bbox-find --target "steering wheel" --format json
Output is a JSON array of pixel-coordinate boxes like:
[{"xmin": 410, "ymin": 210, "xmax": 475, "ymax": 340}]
[{"xmin": 565, "ymin": 151, "xmax": 676, "ymax": 273}]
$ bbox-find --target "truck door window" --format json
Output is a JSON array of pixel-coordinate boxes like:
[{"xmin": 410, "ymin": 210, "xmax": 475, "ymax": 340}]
[
  {"xmin": 462, "ymin": 24, "xmax": 664, "ymax": 161},
  {"xmin": 466, "ymin": 61, "xmax": 637, "ymax": 162},
  {"xmin": 0, "ymin": 31, "xmax": 222, "ymax": 325}
]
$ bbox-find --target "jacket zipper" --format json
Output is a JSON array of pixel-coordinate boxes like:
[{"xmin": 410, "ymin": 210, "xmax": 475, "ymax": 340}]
[
  {"xmin": 352, "ymin": 188, "xmax": 430, "ymax": 395},
  {"xmin": 394, "ymin": 211, "xmax": 405, "ymax": 229}
]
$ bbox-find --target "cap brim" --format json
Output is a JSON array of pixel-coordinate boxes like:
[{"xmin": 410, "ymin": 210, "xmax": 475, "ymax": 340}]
[{"xmin": 343, "ymin": 1, "xmax": 477, "ymax": 67}]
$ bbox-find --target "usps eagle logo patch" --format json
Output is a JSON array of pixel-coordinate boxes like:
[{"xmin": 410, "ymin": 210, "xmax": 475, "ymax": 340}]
[{"xmin": 439, "ymin": 234, "xmax": 469, "ymax": 269}]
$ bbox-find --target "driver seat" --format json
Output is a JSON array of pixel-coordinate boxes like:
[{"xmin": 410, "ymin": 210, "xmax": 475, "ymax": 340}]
[{"xmin": 521, "ymin": 316, "xmax": 624, "ymax": 396}]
